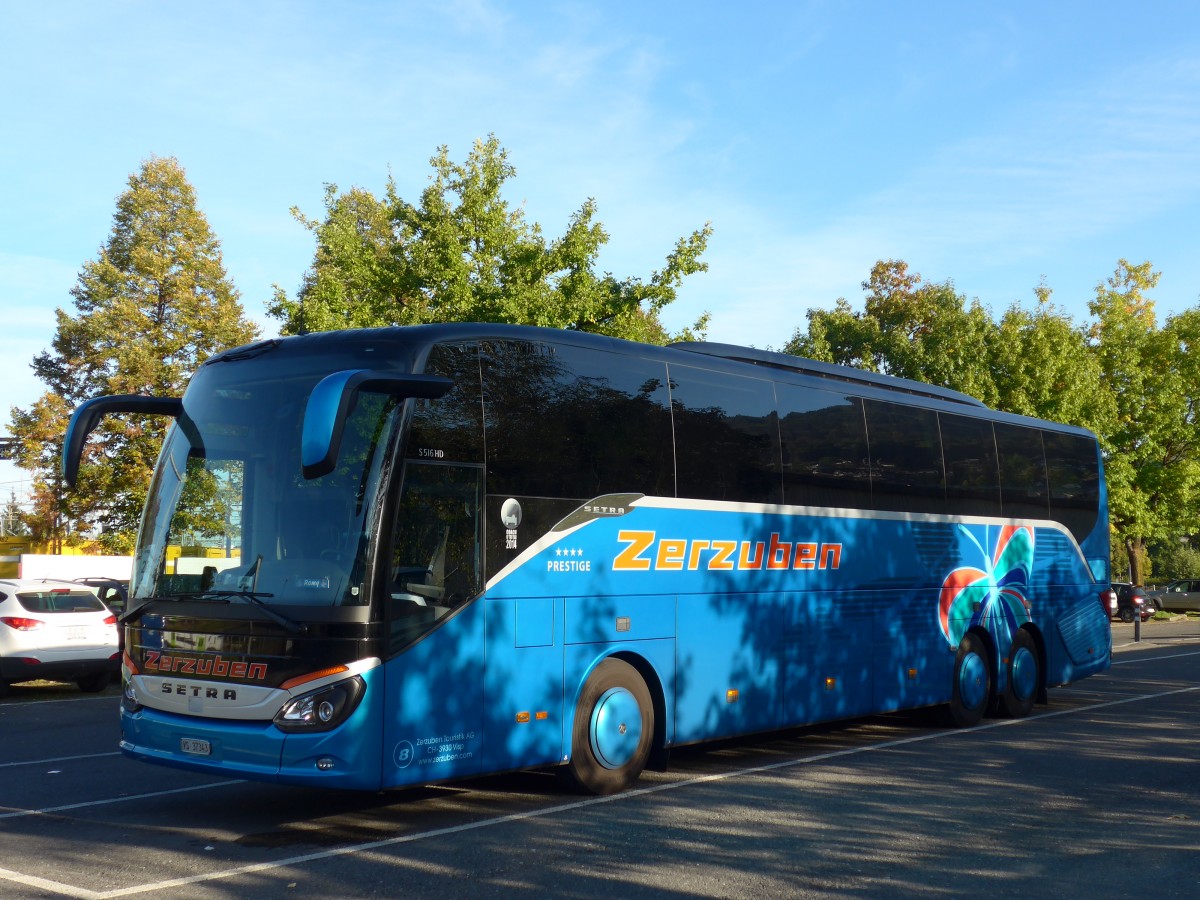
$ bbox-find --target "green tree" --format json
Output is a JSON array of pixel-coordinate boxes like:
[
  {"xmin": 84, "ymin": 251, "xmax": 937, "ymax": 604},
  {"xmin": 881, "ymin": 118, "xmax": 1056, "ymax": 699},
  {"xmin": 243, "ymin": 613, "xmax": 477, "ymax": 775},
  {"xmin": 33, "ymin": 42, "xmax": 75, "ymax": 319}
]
[
  {"xmin": 9, "ymin": 156, "xmax": 259, "ymax": 552},
  {"xmin": 786, "ymin": 260, "xmax": 999, "ymax": 405},
  {"xmin": 1092, "ymin": 262, "xmax": 1200, "ymax": 583},
  {"xmin": 1147, "ymin": 539, "xmax": 1200, "ymax": 582},
  {"xmin": 269, "ymin": 135, "xmax": 711, "ymax": 343},
  {"xmin": 988, "ymin": 282, "xmax": 1113, "ymax": 433},
  {"xmin": 1, "ymin": 491, "xmax": 31, "ymax": 538}
]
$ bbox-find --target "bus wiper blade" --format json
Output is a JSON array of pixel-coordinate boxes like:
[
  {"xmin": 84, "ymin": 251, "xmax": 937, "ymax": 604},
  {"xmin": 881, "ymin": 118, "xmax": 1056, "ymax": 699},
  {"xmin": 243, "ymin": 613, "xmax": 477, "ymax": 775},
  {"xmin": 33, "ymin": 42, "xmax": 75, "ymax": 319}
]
[
  {"xmin": 118, "ymin": 597, "xmax": 175, "ymax": 626},
  {"xmin": 118, "ymin": 594, "xmax": 205, "ymax": 625},
  {"xmin": 195, "ymin": 590, "xmax": 308, "ymax": 634}
]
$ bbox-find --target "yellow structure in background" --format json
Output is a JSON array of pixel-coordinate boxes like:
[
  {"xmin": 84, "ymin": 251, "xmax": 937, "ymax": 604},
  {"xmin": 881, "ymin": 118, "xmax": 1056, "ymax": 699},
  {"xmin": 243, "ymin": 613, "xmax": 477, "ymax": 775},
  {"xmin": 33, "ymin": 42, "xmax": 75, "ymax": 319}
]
[
  {"xmin": 164, "ymin": 545, "xmax": 239, "ymax": 575},
  {"xmin": 0, "ymin": 536, "xmax": 95, "ymax": 578},
  {"xmin": 0, "ymin": 538, "xmax": 238, "ymax": 579}
]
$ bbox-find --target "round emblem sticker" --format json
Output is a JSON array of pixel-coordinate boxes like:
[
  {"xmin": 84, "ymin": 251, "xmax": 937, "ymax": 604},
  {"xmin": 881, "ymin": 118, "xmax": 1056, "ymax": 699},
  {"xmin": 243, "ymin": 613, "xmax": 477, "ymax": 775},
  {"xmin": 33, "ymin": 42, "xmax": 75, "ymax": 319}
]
[{"xmin": 501, "ymin": 498, "xmax": 523, "ymax": 528}]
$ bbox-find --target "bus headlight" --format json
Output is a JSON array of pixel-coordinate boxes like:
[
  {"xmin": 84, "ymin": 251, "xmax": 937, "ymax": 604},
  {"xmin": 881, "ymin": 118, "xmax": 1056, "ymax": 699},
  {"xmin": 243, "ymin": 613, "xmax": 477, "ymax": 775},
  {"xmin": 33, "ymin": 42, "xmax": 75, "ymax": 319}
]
[
  {"xmin": 122, "ymin": 677, "xmax": 142, "ymax": 714},
  {"xmin": 274, "ymin": 676, "xmax": 366, "ymax": 733}
]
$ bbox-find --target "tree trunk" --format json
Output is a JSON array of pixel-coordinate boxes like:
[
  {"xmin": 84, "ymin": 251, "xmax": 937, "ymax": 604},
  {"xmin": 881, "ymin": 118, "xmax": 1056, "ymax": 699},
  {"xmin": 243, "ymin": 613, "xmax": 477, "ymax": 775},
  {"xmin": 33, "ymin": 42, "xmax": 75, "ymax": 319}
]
[{"xmin": 1125, "ymin": 535, "xmax": 1146, "ymax": 585}]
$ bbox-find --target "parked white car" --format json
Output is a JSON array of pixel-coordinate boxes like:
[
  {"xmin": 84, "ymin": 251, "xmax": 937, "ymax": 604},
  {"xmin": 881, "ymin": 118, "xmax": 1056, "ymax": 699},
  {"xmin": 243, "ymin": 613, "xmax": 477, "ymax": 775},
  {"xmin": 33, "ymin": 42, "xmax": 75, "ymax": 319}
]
[{"xmin": 0, "ymin": 578, "xmax": 119, "ymax": 695}]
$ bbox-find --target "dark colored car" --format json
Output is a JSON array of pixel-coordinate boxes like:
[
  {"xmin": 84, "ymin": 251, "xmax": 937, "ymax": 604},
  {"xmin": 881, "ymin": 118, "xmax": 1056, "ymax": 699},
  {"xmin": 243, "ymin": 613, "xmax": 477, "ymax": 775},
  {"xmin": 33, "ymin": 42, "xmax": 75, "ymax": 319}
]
[
  {"xmin": 1111, "ymin": 582, "xmax": 1152, "ymax": 623},
  {"xmin": 72, "ymin": 578, "xmax": 129, "ymax": 615}
]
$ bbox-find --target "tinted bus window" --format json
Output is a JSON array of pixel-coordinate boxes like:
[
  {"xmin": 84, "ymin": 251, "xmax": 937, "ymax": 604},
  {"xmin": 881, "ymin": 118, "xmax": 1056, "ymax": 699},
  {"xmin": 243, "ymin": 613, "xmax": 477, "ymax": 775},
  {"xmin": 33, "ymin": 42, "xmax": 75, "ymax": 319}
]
[
  {"xmin": 777, "ymin": 385, "xmax": 872, "ymax": 509},
  {"xmin": 864, "ymin": 400, "xmax": 945, "ymax": 513},
  {"xmin": 995, "ymin": 423, "xmax": 1050, "ymax": 520},
  {"xmin": 669, "ymin": 365, "xmax": 781, "ymax": 504},
  {"xmin": 940, "ymin": 413, "xmax": 1002, "ymax": 517},
  {"xmin": 1043, "ymin": 430, "xmax": 1100, "ymax": 541},
  {"xmin": 481, "ymin": 340, "xmax": 673, "ymax": 499},
  {"xmin": 410, "ymin": 342, "xmax": 484, "ymax": 464}
]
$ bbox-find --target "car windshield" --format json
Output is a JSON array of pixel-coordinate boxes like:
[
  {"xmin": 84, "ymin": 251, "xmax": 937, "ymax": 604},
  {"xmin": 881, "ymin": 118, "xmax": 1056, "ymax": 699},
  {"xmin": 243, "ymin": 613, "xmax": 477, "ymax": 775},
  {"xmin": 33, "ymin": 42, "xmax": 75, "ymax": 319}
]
[{"xmin": 132, "ymin": 340, "xmax": 411, "ymax": 608}]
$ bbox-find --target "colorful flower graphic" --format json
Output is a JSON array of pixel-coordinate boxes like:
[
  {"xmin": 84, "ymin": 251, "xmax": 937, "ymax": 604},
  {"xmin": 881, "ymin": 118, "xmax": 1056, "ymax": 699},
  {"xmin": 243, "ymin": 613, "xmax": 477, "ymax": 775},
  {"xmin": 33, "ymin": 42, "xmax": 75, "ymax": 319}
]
[{"xmin": 938, "ymin": 525, "xmax": 1034, "ymax": 647}]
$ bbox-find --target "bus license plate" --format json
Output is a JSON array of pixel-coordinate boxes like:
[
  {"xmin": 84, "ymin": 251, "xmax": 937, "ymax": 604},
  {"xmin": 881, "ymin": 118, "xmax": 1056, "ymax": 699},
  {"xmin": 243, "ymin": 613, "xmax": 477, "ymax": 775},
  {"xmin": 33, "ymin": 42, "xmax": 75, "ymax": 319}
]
[{"xmin": 180, "ymin": 738, "xmax": 211, "ymax": 756}]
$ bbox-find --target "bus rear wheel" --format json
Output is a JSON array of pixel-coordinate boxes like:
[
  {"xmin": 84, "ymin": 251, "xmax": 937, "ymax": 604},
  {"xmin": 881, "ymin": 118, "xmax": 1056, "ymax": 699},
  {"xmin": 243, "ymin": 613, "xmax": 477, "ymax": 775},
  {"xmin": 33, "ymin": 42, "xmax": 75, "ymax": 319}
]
[
  {"xmin": 998, "ymin": 629, "xmax": 1040, "ymax": 718},
  {"xmin": 566, "ymin": 658, "xmax": 654, "ymax": 795},
  {"xmin": 948, "ymin": 633, "xmax": 991, "ymax": 727}
]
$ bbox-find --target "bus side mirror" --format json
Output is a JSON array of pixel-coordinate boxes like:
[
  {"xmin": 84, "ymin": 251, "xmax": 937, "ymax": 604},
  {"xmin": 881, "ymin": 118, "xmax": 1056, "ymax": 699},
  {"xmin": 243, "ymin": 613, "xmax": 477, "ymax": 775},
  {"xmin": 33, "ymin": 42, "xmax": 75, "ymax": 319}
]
[
  {"xmin": 301, "ymin": 369, "xmax": 452, "ymax": 479},
  {"xmin": 62, "ymin": 395, "xmax": 183, "ymax": 488}
]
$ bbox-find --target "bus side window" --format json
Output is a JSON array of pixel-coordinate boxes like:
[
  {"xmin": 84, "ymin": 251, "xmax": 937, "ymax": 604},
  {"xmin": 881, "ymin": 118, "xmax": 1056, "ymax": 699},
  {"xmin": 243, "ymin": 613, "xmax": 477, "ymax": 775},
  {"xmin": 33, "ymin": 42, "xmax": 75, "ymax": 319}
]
[
  {"xmin": 995, "ymin": 423, "xmax": 1050, "ymax": 521},
  {"xmin": 669, "ymin": 364, "xmax": 781, "ymax": 504},
  {"xmin": 480, "ymin": 340, "xmax": 673, "ymax": 499},
  {"xmin": 1043, "ymin": 430, "xmax": 1101, "ymax": 541},
  {"xmin": 777, "ymin": 386, "xmax": 872, "ymax": 510},
  {"xmin": 864, "ymin": 400, "xmax": 946, "ymax": 514},
  {"xmin": 940, "ymin": 413, "xmax": 1002, "ymax": 517},
  {"xmin": 386, "ymin": 463, "xmax": 483, "ymax": 648}
]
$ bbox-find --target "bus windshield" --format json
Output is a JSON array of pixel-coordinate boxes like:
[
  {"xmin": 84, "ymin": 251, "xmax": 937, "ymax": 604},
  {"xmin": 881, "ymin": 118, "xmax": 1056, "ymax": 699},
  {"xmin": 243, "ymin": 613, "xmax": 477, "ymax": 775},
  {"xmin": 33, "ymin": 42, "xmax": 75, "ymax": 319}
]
[{"xmin": 132, "ymin": 349, "xmax": 403, "ymax": 608}]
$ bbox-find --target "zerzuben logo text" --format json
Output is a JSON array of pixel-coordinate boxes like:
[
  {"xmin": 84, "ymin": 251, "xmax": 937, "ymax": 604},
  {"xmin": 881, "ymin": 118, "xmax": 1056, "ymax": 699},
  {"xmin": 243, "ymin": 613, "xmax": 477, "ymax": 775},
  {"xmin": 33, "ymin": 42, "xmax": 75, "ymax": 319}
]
[
  {"xmin": 613, "ymin": 530, "xmax": 843, "ymax": 572},
  {"xmin": 143, "ymin": 651, "xmax": 268, "ymax": 681}
]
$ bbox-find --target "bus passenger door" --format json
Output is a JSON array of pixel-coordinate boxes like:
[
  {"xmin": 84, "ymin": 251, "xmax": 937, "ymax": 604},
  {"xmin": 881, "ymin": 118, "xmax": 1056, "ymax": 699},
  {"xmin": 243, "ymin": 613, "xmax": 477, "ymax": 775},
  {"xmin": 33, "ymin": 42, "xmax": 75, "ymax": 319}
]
[{"xmin": 381, "ymin": 462, "xmax": 487, "ymax": 787}]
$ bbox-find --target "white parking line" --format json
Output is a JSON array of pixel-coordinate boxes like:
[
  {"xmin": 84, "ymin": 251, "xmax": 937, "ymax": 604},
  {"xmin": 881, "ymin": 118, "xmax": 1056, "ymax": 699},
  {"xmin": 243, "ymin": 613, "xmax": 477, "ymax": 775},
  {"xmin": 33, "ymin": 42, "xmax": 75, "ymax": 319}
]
[
  {"xmin": 0, "ymin": 752, "xmax": 121, "ymax": 769},
  {"xmin": 0, "ymin": 781, "xmax": 242, "ymax": 821},
  {"xmin": 1, "ymin": 681, "xmax": 1195, "ymax": 900},
  {"xmin": 1112, "ymin": 648, "xmax": 1200, "ymax": 664}
]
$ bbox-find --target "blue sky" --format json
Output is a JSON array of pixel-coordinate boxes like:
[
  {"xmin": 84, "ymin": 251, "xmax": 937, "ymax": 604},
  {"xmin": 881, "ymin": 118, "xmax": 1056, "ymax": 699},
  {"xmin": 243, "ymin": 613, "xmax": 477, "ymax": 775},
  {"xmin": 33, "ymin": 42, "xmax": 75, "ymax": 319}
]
[{"xmin": 3, "ymin": 1, "xmax": 1200, "ymax": 498}]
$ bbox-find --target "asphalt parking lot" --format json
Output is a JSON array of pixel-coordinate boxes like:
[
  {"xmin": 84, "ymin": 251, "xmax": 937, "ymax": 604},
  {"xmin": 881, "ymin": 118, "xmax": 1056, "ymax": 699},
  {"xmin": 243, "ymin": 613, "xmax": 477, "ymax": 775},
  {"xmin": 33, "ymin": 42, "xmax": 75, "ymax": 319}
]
[{"xmin": 1, "ymin": 616, "xmax": 1197, "ymax": 897}]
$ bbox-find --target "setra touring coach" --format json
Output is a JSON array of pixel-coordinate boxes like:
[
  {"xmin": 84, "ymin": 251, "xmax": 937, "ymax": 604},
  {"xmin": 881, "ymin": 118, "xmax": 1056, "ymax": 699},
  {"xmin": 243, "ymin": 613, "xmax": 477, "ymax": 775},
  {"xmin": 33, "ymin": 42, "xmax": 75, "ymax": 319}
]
[{"xmin": 62, "ymin": 324, "xmax": 1113, "ymax": 794}]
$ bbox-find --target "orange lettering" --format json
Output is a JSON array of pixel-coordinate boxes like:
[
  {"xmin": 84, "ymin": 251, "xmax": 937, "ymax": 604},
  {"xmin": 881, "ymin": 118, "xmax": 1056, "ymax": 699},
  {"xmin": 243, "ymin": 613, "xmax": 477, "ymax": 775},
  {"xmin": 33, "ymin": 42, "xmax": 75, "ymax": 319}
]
[
  {"xmin": 709, "ymin": 540, "xmax": 736, "ymax": 570},
  {"xmin": 614, "ymin": 530, "xmax": 655, "ymax": 571},
  {"xmin": 820, "ymin": 544, "xmax": 842, "ymax": 570},
  {"xmin": 738, "ymin": 541, "xmax": 765, "ymax": 570},
  {"xmin": 767, "ymin": 532, "xmax": 791, "ymax": 569},
  {"xmin": 794, "ymin": 542, "xmax": 818, "ymax": 570},
  {"xmin": 656, "ymin": 539, "xmax": 687, "ymax": 570}
]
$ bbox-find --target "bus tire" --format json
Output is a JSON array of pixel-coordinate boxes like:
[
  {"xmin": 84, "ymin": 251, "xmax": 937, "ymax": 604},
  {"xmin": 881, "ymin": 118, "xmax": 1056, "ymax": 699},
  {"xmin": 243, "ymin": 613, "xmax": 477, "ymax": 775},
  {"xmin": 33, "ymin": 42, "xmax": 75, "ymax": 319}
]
[
  {"xmin": 948, "ymin": 633, "xmax": 991, "ymax": 727},
  {"xmin": 566, "ymin": 658, "xmax": 654, "ymax": 795},
  {"xmin": 999, "ymin": 629, "xmax": 1040, "ymax": 718}
]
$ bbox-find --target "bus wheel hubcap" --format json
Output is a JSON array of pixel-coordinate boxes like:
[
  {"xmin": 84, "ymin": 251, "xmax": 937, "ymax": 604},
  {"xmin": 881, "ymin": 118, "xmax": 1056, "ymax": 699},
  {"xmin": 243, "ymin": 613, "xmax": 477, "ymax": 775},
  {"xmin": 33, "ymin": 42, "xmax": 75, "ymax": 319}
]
[
  {"xmin": 589, "ymin": 687, "xmax": 642, "ymax": 769},
  {"xmin": 1011, "ymin": 645, "xmax": 1037, "ymax": 701},
  {"xmin": 958, "ymin": 651, "xmax": 987, "ymax": 710}
]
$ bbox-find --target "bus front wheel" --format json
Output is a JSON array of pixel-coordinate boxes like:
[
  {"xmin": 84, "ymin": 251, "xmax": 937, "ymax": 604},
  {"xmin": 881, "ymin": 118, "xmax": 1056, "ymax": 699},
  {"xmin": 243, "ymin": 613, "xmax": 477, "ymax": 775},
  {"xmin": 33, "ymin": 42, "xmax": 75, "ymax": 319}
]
[
  {"xmin": 948, "ymin": 633, "xmax": 991, "ymax": 727},
  {"xmin": 566, "ymin": 658, "xmax": 654, "ymax": 795}
]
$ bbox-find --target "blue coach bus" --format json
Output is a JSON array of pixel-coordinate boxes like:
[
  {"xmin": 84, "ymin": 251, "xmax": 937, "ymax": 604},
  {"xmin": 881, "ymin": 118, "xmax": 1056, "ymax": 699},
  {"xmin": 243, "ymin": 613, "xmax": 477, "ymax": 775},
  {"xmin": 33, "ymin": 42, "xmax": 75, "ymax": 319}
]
[{"xmin": 63, "ymin": 324, "xmax": 1112, "ymax": 794}]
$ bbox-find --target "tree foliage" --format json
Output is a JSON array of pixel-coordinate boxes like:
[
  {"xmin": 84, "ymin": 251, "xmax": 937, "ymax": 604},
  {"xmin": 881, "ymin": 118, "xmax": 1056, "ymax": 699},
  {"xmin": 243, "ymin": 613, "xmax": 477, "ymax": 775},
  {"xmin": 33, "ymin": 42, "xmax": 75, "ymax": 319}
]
[
  {"xmin": 788, "ymin": 260, "xmax": 1000, "ymax": 405},
  {"xmin": 269, "ymin": 136, "xmax": 711, "ymax": 343},
  {"xmin": 1090, "ymin": 261, "xmax": 1200, "ymax": 582},
  {"xmin": 9, "ymin": 156, "xmax": 258, "ymax": 551}
]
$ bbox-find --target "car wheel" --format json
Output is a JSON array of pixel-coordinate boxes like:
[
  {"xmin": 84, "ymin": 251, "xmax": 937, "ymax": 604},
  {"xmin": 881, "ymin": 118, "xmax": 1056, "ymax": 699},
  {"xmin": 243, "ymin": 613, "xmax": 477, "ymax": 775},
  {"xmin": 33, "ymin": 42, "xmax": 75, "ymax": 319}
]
[
  {"xmin": 565, "ymin": 658, "xmax": 654, "ymax": 795},
  {"xmin": 76, "ymin": 672, "xmax": 110, "ymax": 693},
  {"xmin": 948, "ymin": 633, "xmax": 992, "ymax": 727}
]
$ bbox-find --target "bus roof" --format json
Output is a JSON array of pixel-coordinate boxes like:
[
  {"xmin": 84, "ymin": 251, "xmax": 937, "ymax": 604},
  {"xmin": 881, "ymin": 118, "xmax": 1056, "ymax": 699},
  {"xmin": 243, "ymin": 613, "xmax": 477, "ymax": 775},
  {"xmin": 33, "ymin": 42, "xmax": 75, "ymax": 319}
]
[{"xmin": 669, "ymin": 341, "xmax": 987, "ymax": 409}]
